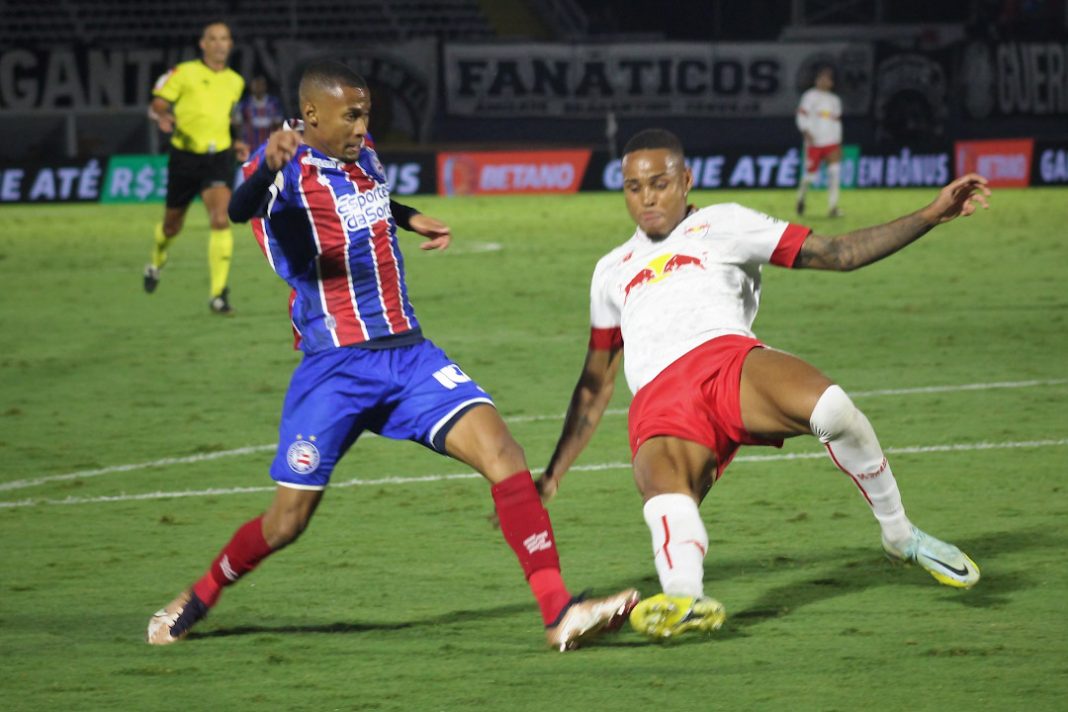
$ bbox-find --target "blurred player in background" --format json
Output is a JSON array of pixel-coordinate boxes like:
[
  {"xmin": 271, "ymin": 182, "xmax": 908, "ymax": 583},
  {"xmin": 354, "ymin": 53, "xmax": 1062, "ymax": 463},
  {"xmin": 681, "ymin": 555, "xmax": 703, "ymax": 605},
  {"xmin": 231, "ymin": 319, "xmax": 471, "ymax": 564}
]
[
  {"xmin": 144, "ymin": 20, "xmax": 248, "ymax": 314},
  {"xmin": 795, "ymin": 65, "xmax": 843, "ymax": 217},
  {"xmin": 146, "ymin": 61, "xmax": 638, "ymax": 652},
  {"xmin": 540, "ymin": 129, "xmax": 989, "ymax": 641},
  {"xmin": 235, "ymin": 75, "xmax": 284, "ymax": 153}
]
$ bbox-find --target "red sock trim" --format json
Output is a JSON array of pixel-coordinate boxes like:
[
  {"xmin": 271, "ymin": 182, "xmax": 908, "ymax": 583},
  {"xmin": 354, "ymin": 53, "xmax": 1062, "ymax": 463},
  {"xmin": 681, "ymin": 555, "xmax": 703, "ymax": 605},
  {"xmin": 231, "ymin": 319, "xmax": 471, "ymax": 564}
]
[
  {"xmin": 529, "ymin": 568, "xmax": 571, "ymax": 626},
  {"xmin": 193, "ymin": 515, "xmax": 272, "ymax": 607},
  {"xmin": 192, "ymin": 573, "xmax": 222, "ymax": 607},
  {"xmin": 660, "ymin": 515, "xmax": 674, "ymax": 569}
]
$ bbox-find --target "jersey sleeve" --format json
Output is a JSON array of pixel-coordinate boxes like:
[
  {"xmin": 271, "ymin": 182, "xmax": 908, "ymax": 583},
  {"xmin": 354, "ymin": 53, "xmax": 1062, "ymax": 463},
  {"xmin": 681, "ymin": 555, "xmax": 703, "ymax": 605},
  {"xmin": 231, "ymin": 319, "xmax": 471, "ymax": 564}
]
[
  {"xmin": 725, "ymin": 204, "xmax": 811, "ymax": 269},
  {"xmin": 589, "ymin": 258, "xmax": 623, "ymax": 350},
  {"xmin": 241, "ymin": 144, "xmax": 268, "ymax": 180},
  {"xmin": 152, "ymin": 66, "xmax": 183, "ymax": 103}
]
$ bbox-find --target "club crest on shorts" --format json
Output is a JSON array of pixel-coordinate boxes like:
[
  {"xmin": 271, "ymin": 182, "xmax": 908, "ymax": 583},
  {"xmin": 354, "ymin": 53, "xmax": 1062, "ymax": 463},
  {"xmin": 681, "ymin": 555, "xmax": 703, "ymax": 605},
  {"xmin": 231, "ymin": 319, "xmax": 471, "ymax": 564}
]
[{"xmin": 286, "ymin": 439, "xmax": 321, "ymax": 475}]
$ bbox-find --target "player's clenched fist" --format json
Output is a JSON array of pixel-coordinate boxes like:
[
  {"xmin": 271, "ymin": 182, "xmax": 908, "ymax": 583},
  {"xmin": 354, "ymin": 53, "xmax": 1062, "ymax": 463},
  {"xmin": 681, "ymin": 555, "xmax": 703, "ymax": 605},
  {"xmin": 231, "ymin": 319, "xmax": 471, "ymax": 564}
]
[{"xmin": 265, "ymin": 130, "xmax": 303, "ymax": 171}]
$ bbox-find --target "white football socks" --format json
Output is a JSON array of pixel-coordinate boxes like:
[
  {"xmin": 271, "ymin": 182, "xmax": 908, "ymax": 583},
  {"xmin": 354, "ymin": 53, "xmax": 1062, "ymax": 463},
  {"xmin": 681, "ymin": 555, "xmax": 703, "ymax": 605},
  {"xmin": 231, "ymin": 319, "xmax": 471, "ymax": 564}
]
[
  {"xmin": 797, "ymin": 172, "xmax": 814, "ymax": 202},
  {"xmin": 643, "ymin": 493, "xmax": 708, "ymax": 598},
  {"xmin": 809, "ymin": 385, "xmax": 912, "ymax": 545},
  {"xmin": 827, "ymin": 162, "xmax": 841, "ymax": 210}
]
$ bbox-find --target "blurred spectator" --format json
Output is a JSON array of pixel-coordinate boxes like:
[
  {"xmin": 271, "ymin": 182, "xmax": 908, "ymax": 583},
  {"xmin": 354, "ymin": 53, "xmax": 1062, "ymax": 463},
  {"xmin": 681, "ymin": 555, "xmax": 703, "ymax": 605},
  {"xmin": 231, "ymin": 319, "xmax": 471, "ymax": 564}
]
[{"xmin": 235, "ymin": 75, "xmax": 285, "ymax": 153}]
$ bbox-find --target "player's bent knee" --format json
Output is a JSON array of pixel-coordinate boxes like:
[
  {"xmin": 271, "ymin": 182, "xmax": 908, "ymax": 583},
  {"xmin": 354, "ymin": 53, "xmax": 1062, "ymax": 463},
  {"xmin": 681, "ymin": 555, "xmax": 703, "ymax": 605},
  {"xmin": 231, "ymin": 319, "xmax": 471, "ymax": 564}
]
[
  {"xmin": 481, "ymin": 436, "xmax": 527, "ymax": 479},
  {"xmin": 808, "ymin": 384, "xmax": 859, "ymax": 442},
  {"xmin": 263, "ymin": 514, "xmax": 310, "ymax": 549}
]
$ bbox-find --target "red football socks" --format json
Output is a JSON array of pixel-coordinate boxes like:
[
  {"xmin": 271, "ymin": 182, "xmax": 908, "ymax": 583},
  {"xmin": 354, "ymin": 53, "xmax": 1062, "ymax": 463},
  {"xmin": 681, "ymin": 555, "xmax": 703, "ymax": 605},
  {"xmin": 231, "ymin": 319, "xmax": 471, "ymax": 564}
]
[
  {"xmin": 491, "ymin": 471, "xmax": 571, "ymax": 625},
  {"xmin": 191, "ymin": 515, "xmax": 273, "ymax": 607}
]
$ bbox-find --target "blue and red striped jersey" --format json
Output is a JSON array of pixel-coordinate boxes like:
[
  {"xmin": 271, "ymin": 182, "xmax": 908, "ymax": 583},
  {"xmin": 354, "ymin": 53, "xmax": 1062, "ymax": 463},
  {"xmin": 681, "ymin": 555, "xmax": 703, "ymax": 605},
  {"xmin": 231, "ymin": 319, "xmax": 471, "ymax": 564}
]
[
  {"xmin": 243, "ymin": 139, "xmax": 421, "ymax": 354},
  {"xmin": 236, "ymin": 95, "xmax": 284, "ymax": 151}
]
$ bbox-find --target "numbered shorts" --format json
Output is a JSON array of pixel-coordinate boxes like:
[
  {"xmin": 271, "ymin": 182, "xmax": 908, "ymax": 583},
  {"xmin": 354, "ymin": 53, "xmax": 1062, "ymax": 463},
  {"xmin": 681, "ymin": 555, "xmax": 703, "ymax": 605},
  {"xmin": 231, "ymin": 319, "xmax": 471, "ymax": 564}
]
[
  {"xmin": 627, "ymin": 334, "xmax": 784, "ymax": 479},
  {"xmin": 270, "ymin": 339, "xmax": 494, "ymax": 490},
  {"xmin": 805, "ymin": 143, "xmax": 841, "ymax": 174},
  {"xmin": 166, "ymin": 147, "xmax": 235, "ymax": 208}
]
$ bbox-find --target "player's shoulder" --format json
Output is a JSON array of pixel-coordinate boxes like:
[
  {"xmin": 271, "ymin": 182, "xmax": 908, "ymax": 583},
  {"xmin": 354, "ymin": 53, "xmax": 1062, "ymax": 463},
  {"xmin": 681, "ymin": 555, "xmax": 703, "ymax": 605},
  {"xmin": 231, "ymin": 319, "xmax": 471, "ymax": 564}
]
[
  {"xmin": 697, "ymin": 202, "xmax": 785, "ymax": 230},
  {"xmin": 593, "ymin": 234, "xmax": 640, "ymax": 275},
  {"xmin": 153, "ymin": 62, "xmax": 192, "ymax": 93},
  {"xmin": 691, "ymin": 203, "xmax": 739, "ymax": 219},
  {"xmin": 173, "ymin": 59, "xmax": 206, "ymax": 78},
  {"xmin": 687, "ymin": 203, "xmax": 746, "ymax": 226}
]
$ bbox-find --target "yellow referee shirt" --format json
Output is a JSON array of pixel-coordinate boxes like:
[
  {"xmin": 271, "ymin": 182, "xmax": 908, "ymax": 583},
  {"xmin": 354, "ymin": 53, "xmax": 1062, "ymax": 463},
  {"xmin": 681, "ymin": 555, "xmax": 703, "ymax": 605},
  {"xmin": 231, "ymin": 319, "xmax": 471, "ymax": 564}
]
[{"xmin": 153, "ymin": 60, "xmax": 245, "ymax": 154}]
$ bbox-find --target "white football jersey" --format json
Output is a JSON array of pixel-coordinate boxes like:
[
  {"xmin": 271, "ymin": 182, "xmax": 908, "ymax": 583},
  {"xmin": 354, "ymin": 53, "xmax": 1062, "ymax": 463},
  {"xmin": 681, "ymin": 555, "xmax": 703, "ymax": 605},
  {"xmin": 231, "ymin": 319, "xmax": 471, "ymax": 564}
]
[
  {"xmin": 590, "ymin": 204, "xmax": 809, "ymax": 394},
  {"xmin": 796, "ymin": 88, "xmax": 842, "ymax": 147}
]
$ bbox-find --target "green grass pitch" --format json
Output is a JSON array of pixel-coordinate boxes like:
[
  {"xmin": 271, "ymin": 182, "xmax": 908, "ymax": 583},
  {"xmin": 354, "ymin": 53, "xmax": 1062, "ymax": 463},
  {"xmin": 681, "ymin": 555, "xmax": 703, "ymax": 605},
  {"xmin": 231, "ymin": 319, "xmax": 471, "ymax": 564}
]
[{"xmin": 1, "ymin": 186, "xmax": 1066, "ymax": 711}]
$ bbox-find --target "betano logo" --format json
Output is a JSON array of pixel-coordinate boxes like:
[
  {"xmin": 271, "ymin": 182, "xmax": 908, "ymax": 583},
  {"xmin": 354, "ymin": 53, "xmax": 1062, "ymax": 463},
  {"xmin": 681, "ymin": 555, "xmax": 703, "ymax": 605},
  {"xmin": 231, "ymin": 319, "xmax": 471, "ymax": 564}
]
[
  {"xmin": 438, "ymin": 149, "xmax": 591, "ymax": 196},
  {"xmin": 624, "ymin": 253, "xmax": 705, "ymax": 301}
]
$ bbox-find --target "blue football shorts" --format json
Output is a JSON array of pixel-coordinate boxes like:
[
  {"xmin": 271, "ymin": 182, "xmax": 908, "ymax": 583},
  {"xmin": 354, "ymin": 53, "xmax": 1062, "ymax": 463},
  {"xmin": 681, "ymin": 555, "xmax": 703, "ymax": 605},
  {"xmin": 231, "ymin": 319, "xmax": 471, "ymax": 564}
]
[{"xmin": 269, "ymin": 339, "xmax": 494, "ymax": 490}]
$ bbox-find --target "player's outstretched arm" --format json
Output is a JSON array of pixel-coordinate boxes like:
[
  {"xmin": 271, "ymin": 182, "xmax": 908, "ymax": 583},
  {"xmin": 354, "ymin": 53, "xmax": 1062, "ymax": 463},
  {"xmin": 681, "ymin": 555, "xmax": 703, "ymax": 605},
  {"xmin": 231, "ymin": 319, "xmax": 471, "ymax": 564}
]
[
  {"xmin": 391, "ymin": 201, "xmax": 452, "ymax": 251},
  {"xmin": 538, "ymin": 345, "xmax": 624, "ymax": 504},
  {"xmin": 794, "ymin": 173, "xmax": 990, "ymax": 271},
  {"xmin": 228, "ymin": 130, "xmax": 302, "ymax": 223}
]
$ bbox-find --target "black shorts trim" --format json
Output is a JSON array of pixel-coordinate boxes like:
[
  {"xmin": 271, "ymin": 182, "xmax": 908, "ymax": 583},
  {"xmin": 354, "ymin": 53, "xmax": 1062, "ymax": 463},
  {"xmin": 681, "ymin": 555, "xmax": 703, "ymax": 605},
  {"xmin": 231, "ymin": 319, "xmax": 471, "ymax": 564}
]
[
  {"xmin": 166, "ymin": 147, "xmax": 236, "ymax": 208},
  {"xmin": 430, "ymin": 401, "xmax": 491, "ymax": 453}
]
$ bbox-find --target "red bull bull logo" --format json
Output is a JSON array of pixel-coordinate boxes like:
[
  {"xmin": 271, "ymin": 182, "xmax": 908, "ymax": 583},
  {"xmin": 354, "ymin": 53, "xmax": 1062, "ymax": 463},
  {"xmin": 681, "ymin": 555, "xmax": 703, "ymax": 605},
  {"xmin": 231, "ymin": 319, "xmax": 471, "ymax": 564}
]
[{"xmin": 624, "ymin": 253, "xmax": 704, "ymax": 300}]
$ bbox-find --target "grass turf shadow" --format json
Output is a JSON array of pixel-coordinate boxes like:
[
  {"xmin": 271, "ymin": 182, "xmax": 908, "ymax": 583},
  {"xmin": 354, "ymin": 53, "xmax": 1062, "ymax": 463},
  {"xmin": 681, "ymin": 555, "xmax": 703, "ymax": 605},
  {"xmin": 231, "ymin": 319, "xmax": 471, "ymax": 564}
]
[
  {"xmin": 188, "ymin": 601, "xmax": 534, "ymax": 640},
  {"xmin": 188, "ymin": 527, "xmax": 1045, "ymax": 644},
  {"xmin": 593, "ymin": 527, "xmax": 1045, "ymax": 647}
]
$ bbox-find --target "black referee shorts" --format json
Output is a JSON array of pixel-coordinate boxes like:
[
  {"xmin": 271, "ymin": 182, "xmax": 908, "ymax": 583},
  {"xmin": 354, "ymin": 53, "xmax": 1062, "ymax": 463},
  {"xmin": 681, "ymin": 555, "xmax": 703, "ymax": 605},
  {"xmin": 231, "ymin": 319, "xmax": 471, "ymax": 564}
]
[{"xmin": 165, "ymin": 147, "xmax": 236, "ymax": 209}]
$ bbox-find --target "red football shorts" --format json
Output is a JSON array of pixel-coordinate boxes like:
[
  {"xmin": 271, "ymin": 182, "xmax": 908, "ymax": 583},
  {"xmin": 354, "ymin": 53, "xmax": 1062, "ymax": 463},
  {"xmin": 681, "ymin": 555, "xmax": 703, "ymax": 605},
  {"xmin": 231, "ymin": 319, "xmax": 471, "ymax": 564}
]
[
  {"xmin": 806, "ymin": 143, "xmax": 841, "ymax": 174},
  {"xmin": 628, "ymin": 335, "xmax": 784, "ymax": 478}
]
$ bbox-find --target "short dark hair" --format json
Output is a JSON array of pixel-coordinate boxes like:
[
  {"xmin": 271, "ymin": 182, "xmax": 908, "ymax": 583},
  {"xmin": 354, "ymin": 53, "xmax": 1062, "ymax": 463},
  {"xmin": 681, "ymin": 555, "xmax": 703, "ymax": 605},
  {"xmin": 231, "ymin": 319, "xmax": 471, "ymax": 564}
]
[
  {"xmin": 202, "ymin": 19, "xmax": 232, "ymax": 36},
  {"xmin": 622, "ymin": 129, "xmax": 685, "ymax": 159},
  {"xmin": 298, "ymin": 61, "xmax": 368, "ymax": 103}
]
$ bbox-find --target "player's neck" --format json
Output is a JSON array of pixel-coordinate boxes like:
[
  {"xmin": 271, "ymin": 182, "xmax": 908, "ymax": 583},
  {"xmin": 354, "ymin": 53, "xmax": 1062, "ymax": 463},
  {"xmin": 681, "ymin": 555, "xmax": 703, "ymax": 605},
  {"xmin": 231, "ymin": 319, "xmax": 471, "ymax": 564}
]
[
  {"xmin": 201, "ymin": 57, "xmax": 227, "ymax": 72},
  {"xmin": 303, "ymin": 136, "xmax": 347, "ymax": 163}
]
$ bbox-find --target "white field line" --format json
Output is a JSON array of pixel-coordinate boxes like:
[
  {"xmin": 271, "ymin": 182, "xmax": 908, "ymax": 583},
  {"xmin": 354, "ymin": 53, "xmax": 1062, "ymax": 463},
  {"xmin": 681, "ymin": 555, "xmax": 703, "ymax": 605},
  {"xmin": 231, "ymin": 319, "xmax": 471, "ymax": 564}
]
[
  {"xmin": 1, "ymin": 377, "xmax": 1064, "ymax": 496},
  {"xmin": 1, "ymin": 438, "xmax": 1065, "ymax": 509}
]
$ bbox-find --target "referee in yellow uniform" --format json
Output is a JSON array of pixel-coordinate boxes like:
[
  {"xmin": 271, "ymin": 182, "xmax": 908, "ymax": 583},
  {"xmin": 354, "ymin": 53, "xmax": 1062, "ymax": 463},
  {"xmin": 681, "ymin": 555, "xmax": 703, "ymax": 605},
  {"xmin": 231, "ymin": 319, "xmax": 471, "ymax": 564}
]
[{"xmin": 145, "ymin": 20, "xmax": 248, "ymax": 314}]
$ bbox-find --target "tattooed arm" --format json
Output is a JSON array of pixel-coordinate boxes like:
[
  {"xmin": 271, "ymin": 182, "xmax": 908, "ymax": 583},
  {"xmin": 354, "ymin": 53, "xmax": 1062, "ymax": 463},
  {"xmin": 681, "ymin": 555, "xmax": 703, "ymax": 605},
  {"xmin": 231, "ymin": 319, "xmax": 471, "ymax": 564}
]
[{"xmin": 795, "ymin": 173, "xmax": 991, "ymax": 271}]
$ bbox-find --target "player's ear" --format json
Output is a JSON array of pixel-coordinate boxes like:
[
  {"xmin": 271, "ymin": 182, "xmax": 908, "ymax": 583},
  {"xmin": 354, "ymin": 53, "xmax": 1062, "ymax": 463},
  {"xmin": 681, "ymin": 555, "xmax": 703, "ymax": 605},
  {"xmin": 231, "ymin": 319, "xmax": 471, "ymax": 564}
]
[
  {"xmin": 303, "ymin": 101, "xmax": 317, "ymax": 127},
  {"xmin": 684, "ymin": 167, "xmax": 694, "ymax": 195}
]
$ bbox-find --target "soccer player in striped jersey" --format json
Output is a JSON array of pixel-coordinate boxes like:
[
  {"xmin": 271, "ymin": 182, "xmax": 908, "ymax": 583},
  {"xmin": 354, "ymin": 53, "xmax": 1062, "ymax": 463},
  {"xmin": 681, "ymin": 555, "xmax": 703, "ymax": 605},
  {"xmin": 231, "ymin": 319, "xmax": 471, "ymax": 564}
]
[
  {"xmin": 145, "ymin": 61, "xmax": 638, "ymax": 651},
  {"xmin": 538, "ymin": 129, "xmax": 989, "ymax": 640},
  {"xmin": 235, "ymin": 75, "xmax": 284, "ymax": 152},
  {"xmin": 145, "ymin": 20, "xmax": 248, "ymax": 313}
]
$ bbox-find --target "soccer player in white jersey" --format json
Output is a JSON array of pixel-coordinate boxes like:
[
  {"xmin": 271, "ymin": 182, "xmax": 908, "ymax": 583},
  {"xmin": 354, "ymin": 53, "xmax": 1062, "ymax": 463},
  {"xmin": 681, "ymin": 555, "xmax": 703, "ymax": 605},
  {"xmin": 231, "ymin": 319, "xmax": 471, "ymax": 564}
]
[
  {"xmin": 538, "ymin": 129, "xmax": 990, "ymax": 640},
  {"xmin": 796, "ymin": 65, "xmax": 843, "ymax": 217}
]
